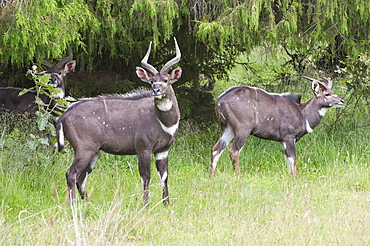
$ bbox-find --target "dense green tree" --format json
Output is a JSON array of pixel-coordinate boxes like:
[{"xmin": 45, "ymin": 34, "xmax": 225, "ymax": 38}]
[
  {"xmin": 1, "ymin": 0, "xmax": 369, "ymax": 78},
  {"xmin": 0, "ymin": 0, "xmax": 369, "ymax": 122}
]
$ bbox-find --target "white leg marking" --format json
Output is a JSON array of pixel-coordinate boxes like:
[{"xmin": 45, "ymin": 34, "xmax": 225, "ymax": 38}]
[
  {"xmin": 221, "ymin": 125, "xmax": 235, "ymax": 143},
  {"xmin": 80, "ymin": 173, "xmax": 88, "ymax": 194},
  {"xmin": 158, "ymin": 171, "xmax": 168, "ymax": 189},
  {"xmin": 306, "ymin": 120, "xmax": 313, "ymax": 133},
  {"xmin": 281, "ymin": 142, "xmax": 287, "ymax": 151},
  {"xmin": 284, "ymin": 156, "xmax": 295, "ymax": 173},
  {"xmin": 155, "ymin": 151, "xmax": 169, "ymax": 161},
  {"xmin": 211, "ymin": 150, "xmax": 224, "ymax": 169},
  {"xmin": 239, "ymin": 145, "xmax": 244, "ymax": 153},
  {"xmin": 89, "ymin": 153, "xmax": 100, "ymax": 170},
  {"xmin": 212, "ymin": 126, "xmax": 235, "ymax": 169}
]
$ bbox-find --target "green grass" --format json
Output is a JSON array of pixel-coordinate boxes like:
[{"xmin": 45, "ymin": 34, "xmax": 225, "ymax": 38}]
[{"xmin": 0, "ymin": 107, "xmax": 369, "ymax": 245}]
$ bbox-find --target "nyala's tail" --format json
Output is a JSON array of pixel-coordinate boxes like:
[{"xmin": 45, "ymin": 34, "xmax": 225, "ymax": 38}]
[{"xmin": 56, "ymin": 121, "xmax": 65, "ymax": 152}]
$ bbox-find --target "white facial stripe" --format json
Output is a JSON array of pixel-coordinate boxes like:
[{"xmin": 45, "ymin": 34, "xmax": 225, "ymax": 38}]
[
  {"xmin": 319, "ymin": 108, "xmax": 328, "ymax": 116},
  {"xmin": 156, "ymin": 98, "xmax": 173, "ymax": 111},
  {"xmin": 155, "ymin": 151, "xmax": 169, "ymax": 161},
  {"xmin": 157, "ymin": 119, "xmax": 179, "ymax": 136},
  {"xmin": 306, "ymin": 120, "xmax": 313, "ymax": 133}
]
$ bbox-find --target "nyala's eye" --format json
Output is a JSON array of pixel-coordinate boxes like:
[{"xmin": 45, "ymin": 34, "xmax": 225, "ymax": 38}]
[
  {"xmin": 164, "ymin": 79, "xmax": 168, "ymax": 83},
  {"xmin": 325, "ymin": 93, "xmax": 330, "ymax": 96}
]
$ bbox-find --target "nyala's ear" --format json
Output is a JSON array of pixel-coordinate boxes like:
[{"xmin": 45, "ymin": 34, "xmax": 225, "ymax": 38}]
[
  {"xmin": 136, "ymin": 67, "xmax": 152, "ymax": 83},
  {"xmin": 312, "ymin": 81, "xmax": 327, "ymax": 97},
  {"xmin": 169, "ymin": 67, "xmax": 182, "ymax": 84},
  {"xmin": 63, "ymin": 60, "xmax": 76, "ymax": 74}
]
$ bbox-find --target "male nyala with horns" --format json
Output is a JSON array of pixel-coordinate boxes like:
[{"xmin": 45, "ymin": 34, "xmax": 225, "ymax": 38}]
[{"xmin": 56, "ymin": 38, "xmax": 182, "ymax": 206}]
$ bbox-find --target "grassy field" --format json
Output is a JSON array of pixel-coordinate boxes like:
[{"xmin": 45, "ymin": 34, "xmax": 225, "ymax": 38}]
[{"xmin": 0, "ymin": 98, "xmax": 369, "ymax": 245}]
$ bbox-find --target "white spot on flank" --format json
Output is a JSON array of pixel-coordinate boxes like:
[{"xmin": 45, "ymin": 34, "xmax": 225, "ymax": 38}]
[
  {"xmin": 319, "ymin": 108, "xmax": 328, "ymax": 116},
  {"xmin": 306, "ymin": 120, "xmax": 313, "ymax": 133},
  {"xmin": 156, "ymin": 98, "xmax": 173, "ymax": 111},
  {"xmin": 155, "ymin": 151, "xmax": 169, "ymax": 161},
  {"xmin": 157, "ymin": 119, "xmax": 179, "ymax": 136}
]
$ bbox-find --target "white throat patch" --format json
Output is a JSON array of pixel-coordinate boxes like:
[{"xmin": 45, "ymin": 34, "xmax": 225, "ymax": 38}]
[
  {"xmin": 319, "ymin": 108, "xmax": 328, "ymax": 116},
  {"xmin": 52, "ymin": 88, "xmax": 65, "ymax": 98},
  {"xmin": 156, "ymin": 98, "xmax": 173, "ymax": 111}
]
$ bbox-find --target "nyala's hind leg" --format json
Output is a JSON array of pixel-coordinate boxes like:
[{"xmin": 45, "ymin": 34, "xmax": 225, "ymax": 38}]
[
  {"xmin": 210, "ymin": 125, "xmax": 234, "ymax": 177},
  {"xmin": 76, "ymin": 152, "xmax": 100, "ymax": 201},
  {"xmin": 228, "ymin": 132, "xmax": 249, "ymax": 177}
]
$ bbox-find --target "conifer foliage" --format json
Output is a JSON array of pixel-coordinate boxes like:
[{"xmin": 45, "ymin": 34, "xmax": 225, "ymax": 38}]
[{"xmin": 0, "ymin": 0, "xmax": 369, "ymax": 86}]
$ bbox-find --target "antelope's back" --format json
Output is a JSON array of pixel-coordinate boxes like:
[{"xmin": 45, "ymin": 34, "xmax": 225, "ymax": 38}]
[
  {"xmin": 215, "ymin": 86, "xmax": 276, "ymax": 122},
  {"xmin": 215, "ymin": 86, "xmax": 304, "ymax": 139},
  {"xmin": 0, "ymin": 88, "xmax": 38, "ymax": 113},
  {"xmin": 58, "ymin": 95, "xmax": 175, "ymax": 155}
]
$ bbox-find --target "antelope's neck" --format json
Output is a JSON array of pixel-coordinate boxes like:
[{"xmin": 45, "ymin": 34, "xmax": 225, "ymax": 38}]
[
  {"xmin": 301, "ymin": 97, "xmax": 325, "ymax": 130},
  {"xmin": 154, "ymin": 91, "xmax": 180, "ymax": 133}
]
